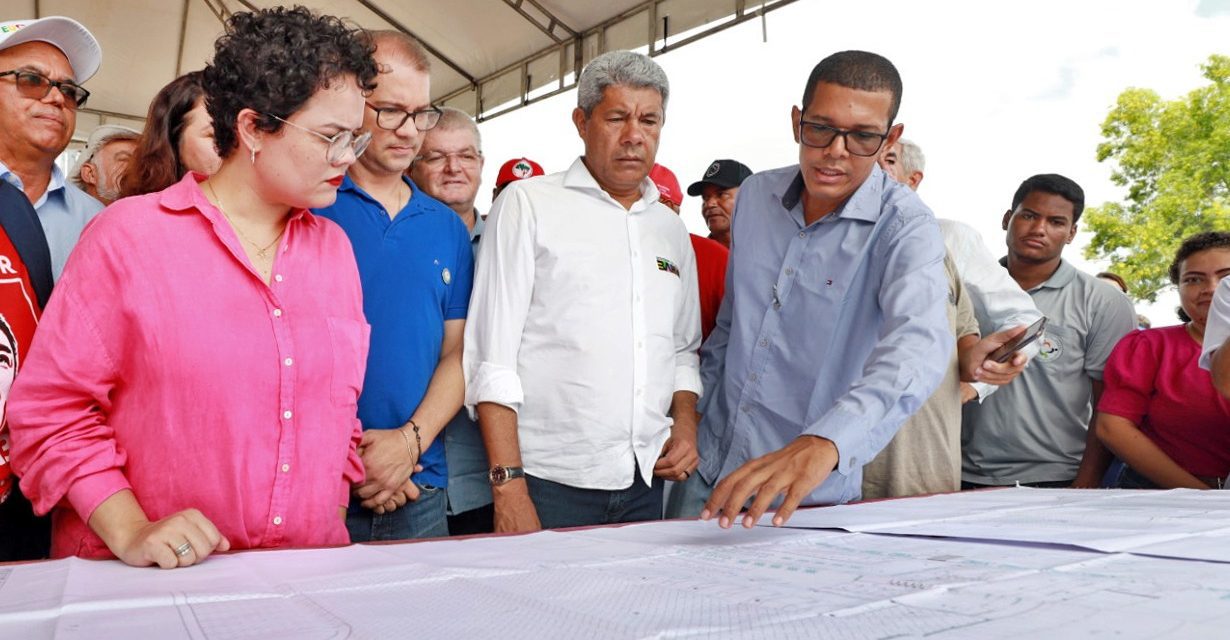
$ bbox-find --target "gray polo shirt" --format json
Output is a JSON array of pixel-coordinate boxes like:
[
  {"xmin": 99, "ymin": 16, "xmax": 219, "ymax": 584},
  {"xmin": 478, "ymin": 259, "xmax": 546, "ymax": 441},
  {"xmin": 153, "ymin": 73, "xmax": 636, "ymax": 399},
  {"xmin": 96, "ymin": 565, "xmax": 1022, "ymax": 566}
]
[{"xmin": 961, "ymin": 259, "xmax": 1136, "ymax": 484}]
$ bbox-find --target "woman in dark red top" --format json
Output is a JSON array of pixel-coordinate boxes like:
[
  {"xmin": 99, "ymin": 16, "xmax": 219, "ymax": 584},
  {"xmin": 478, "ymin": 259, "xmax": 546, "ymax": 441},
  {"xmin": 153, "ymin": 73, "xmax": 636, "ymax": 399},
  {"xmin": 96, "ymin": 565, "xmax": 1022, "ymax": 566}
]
[{"xmin": 1096, "ymin": 231, "xmax": 1230, "ymax": 489}]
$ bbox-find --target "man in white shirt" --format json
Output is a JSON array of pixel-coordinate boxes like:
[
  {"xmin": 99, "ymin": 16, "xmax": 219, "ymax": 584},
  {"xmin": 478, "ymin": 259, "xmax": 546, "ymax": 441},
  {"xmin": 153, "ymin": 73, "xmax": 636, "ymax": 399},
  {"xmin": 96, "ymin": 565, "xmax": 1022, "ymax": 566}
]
[
  {"xmin": 464, "ymin": 50, "xmax": 701, "ymax": 533},
  {"xmin": 1202, "ymin": 277, "xmax": 1230, "ymax": 399}
]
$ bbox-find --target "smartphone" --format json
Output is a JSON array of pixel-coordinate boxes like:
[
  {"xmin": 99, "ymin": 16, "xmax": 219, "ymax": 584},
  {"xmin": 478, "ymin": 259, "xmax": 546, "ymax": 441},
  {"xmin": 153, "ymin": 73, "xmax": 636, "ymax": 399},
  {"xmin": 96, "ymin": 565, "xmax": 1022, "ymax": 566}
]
[{"xmin": 988, "ymin": 316, "xmax": 1048, "ymax": 364}]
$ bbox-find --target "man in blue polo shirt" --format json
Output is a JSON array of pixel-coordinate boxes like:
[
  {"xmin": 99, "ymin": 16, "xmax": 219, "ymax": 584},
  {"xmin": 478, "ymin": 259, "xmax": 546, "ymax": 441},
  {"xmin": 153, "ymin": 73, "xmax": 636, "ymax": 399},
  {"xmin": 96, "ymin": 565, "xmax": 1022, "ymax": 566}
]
[{"xmin": 314, "ymin": 31, "xmax": 472, "ymax": 540}]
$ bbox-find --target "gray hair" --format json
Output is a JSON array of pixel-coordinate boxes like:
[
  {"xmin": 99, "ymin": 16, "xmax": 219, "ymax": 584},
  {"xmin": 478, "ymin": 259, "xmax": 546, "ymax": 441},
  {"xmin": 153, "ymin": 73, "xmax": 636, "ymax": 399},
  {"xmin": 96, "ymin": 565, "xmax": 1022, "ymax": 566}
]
[
  {"xmin": 898, "ymin": 138, "xmax": 926, "ymax": 176},
  {"xmin": 576, "ymin": 50, "xmax": 669, "ymax": 116},
  {"xmin": 433, "ymin": 106, "xmax": 482, "ymax": 152}
]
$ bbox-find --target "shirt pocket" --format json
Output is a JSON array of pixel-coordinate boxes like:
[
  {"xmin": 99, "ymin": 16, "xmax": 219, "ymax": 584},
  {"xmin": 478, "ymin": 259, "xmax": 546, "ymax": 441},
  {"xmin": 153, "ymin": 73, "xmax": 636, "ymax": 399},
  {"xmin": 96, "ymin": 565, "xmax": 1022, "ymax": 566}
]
[{"xmin": 326, "ymin": 317, "xmax": 370, "ymax": 407}]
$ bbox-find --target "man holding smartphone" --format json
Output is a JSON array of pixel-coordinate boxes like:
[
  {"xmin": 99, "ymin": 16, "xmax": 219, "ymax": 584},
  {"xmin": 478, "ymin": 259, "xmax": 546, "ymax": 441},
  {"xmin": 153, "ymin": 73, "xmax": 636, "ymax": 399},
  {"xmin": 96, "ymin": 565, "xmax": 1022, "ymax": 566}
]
[{"xmin": 962, "ymin": 174, "xmax": 1136, "ymax": 489}]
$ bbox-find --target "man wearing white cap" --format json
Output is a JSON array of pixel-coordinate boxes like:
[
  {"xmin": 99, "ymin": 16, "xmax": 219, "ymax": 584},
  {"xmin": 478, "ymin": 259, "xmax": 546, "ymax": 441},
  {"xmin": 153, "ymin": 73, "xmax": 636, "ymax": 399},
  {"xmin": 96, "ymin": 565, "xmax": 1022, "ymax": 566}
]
[
  {"xmin": 70, "ymin": 124, "xmax": 139, "ymax": 206},
  {"xmin": 0, "ymin": 17, "xmax": 104, "ymax": 280}
]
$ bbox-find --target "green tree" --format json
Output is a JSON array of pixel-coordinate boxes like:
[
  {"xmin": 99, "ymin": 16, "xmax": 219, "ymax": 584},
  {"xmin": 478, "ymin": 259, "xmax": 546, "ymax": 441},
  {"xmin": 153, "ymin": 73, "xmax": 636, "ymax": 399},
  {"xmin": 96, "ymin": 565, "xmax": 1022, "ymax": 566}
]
[{"xmin": 1084, "ymin": 54, "xmax": 1230, "ymax": 302}]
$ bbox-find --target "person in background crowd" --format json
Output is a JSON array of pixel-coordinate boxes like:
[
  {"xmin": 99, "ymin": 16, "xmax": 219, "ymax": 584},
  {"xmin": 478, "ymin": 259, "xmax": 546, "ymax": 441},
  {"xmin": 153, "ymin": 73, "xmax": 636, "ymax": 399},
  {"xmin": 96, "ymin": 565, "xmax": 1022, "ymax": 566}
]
[
  {"xmin": 686, "ymin": 159, "xmax": 751, "ymax": 249},
  {"xmin": 649, "ymin": 163, "xmax": 728, "ymax": 342},
  {"xmin": 877, "ymin": 138, "xmax": 924, "ymax": 190},
  {"xmin": 962, "ymin": 174, "xmax": 1136, "ymax": 489},
  {"xmin": 1097, "ymin": 271, "xmax": 1128, "ymax": 294},
  {"xmin": 1096, "ymin": 232, "xmax": 1230, "ymax": 489},
  {"xmin": 491, "ymin": 156, "xmax": 544, "ymax": 202},
  {"xmin": 69, "ymin": 125, "xmax": 138, "ymax": 205},
  {"xmin": 465, "ymin": 50, "xmax": 700, "ymax": 533},
  {"xmin": 876, "ymin": 137, "xmax": 1043, "ymax": 403},
  {"xmin": 0, "ymin": 179, "xmax": 53, "ymax": 562},
  {"xmin": 315, "ymin": 30, "xmax": 472, "ymax": 541},
  {"xmin": 408, "ymin": 106, "xmax": 493, "ymax": 535},
  {"xmin": 120, "ymin": 71, "xmax": 222, "ymax": 197},
  {"xmin": 8, "ymin": 6, "xmax": 376, "ymax": 568},
  {"xmin": 0, "ymin": 17, "xmax": 104, "ymax": 281},
  {"xmin": 696, "ymin": 51, "xmax": 957, "ymax": 529}
]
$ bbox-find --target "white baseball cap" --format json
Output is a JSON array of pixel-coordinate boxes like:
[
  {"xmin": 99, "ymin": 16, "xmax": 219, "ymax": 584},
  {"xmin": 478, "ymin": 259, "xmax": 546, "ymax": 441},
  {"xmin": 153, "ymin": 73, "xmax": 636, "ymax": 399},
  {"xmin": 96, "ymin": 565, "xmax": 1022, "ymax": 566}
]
[
  {"xmin": 69, "ymin": 124, "xmax": 140, "ymax": 186},
  {"xmin": 0, "ymin": 17, "xmax": 102, "ymax": 84}
]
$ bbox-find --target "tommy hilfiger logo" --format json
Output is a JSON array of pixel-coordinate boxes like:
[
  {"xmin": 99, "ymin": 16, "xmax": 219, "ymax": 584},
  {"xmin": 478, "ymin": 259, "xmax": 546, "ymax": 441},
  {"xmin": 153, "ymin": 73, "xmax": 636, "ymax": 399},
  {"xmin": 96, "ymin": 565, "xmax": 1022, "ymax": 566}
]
[{"xmin": 656, "ymin": 257, "xmax": 680, "ymax": 277}]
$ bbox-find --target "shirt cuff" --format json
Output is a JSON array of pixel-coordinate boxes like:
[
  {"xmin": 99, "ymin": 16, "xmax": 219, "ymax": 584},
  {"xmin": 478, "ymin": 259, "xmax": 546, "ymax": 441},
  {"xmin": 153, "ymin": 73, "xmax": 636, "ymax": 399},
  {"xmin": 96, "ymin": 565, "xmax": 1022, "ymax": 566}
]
[
  {"xmin": 674, "ymin": 363, "xmax": 703, "ymax": 398},
  {"xmin": 65, "ymin": 468, "xmax": 132, "ymax": 524},
  {"xmin": 973, "ymin": 381, "xmax": 997, "ymax": 402},
  {"xmin": 466, "ymin": 361, "xmax": 525, "ymax": 415},
  {"xmin": 802, "ymin": 408, "xmax": 872, "ymax": 476}
]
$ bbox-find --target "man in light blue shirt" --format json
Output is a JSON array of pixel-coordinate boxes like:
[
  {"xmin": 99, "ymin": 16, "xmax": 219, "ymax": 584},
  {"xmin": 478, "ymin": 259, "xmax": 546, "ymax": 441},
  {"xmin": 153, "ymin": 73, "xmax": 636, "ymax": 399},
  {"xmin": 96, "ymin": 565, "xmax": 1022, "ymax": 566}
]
[
  {"xmin": 698, "ymin": 51, "xmax": 958, "ymax": 529},
  {"xmin": 0, "ymin": 17, "xmax": 105, "ymax": 281}
]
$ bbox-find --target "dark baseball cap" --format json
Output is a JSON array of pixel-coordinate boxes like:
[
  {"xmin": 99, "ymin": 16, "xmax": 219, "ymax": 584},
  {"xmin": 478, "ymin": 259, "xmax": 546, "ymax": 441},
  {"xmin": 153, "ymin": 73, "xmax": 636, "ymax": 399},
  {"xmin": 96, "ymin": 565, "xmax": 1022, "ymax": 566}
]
[{"xmin": 686, "ymin": 159, "xmax": 753, "ymax": 196}]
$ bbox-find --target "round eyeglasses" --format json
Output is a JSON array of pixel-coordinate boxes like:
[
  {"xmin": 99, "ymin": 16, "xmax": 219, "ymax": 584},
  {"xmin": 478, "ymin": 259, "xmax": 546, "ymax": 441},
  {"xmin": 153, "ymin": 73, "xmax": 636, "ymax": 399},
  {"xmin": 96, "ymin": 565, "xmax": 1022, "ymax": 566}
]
[{"xmin": 265, "ymin": 113, "xmax": 371, "ymax": 164}]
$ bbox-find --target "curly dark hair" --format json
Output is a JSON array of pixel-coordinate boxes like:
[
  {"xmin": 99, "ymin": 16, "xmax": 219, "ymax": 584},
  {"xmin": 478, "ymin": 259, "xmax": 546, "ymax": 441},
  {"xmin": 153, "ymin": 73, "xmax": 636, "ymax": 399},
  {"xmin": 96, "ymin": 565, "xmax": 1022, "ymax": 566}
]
[
  {"xmin": 119, "ymin": 71, "xmax": 207, "ymax": 197},
  {"xmin": 202, "ymin": 6, "xmax": 378, "ymax": 159},
  {"xmin": 1170, "ymin": 230, "xmax": 1230, "ymax": 322}
]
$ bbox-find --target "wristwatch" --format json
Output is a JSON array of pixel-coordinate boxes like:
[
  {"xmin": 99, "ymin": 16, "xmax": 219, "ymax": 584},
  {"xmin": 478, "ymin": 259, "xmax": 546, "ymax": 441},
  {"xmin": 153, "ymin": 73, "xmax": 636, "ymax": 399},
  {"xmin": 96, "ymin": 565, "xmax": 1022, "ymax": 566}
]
[{"xmin": 488, "ymin": 465, "xmax": 526, "ymax": 486}]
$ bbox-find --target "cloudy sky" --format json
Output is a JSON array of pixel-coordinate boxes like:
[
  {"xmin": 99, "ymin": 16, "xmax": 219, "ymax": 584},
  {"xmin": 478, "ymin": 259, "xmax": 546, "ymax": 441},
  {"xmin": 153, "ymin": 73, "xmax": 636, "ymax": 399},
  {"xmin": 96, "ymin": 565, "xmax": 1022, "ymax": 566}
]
[{"xmin": 474, "ymin": 0, "xmax": 1230, "ymax": 327}]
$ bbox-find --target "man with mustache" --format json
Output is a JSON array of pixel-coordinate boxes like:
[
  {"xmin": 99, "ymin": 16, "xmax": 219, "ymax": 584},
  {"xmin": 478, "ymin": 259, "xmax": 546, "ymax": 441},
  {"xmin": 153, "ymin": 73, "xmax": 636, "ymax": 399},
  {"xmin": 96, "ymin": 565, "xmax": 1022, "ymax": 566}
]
[
  {"xmin": 0, "ymin": 17, "xmax": 104, "ymax": 281},
  {"xmin": 688, "ymin": 159, "xmax": 751, "ymax": 249},
  {"xmin": 464, "ymin": 51, "xmax": 701, "ymax": 532},
  {"xmin": 314, "ymin": 31, "xmax": 473, "ymax": 541}
]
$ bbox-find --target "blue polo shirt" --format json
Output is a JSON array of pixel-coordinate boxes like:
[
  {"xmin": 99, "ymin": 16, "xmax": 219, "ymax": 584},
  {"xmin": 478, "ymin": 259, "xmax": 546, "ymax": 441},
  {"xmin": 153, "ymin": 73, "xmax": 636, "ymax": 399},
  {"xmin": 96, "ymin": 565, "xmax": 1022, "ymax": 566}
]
[{"xmin": 314, "ymin": 176, "xmax": 473, "ymax": 488}]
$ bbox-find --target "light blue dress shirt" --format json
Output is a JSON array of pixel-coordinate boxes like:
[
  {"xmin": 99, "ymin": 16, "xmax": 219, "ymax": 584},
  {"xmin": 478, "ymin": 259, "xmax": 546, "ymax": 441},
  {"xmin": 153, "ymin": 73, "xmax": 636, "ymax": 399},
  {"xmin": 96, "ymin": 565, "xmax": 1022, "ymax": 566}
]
[
  {"xmin": 697, "ymin": 164, "xmax": 953, "ymax": 505},
  {"xmin": 0, "ymin": 160, "xmax": 103, "ymax": 281}
]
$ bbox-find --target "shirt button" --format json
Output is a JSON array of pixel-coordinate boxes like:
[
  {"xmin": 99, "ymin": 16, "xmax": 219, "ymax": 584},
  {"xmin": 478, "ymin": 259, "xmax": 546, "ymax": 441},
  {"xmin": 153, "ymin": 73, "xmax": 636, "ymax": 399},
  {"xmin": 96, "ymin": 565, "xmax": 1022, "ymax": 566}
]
[
  {"xmin": 798, "ymin": 232, "xmax": 805, "ymax": 238},
  {"xmin": 741, "ymin": 405, "xmax": 750, "ymax": 413},
  {"xmin": 749, "ymin": 373, "xmax": 759, "ymax": 382},
  {"xmin": 283, "ymin": 410, "xmax": 293, "ymax": 419},
  {"xmin": 273, "ymin": 516, "xmax": 283, "ymax": 526},
  {"xmin": 284, "ymin": 357, "xmax": 294, "ymax": 366},
  {"xmin": 785, "ymin": 268, "xmax": 794, "ymax": 276},
  {"xmin": 759, "ymin": 339, "xmax": 769, "ymax": 347},
  {"xmin": 281, "ymin": 463, "xmax": 290, "ymax": 473},
  {"xmin": 637, "ymin": 341, "xmax": 644, "ymax": 348},
  {"xmin": 636, "ymin": 388, "xmax": 643, "ymax": 396},
  {"xmin": 274, "ymin": 274, "xmax": 284, "ymax": 283},
  {"xmin": 273, "ymin": 309, "xmax": 283, "ymax": 318}
]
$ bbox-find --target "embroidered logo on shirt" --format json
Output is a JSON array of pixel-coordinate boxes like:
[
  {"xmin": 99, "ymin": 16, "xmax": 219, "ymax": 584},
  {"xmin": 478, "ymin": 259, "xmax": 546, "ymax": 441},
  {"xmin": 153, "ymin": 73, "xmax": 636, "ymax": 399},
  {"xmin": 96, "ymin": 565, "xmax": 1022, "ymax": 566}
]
[
  {"xmin": 656, "ymin": 257, "xmax": 680, "ymax": 277},
  {"xmin": 442, "ymin": 267, "xmax": 452, "ymax": 285},
  {"xmin": 1036, "ymin": 331, "xmax": 1061, "ymax": 362}
]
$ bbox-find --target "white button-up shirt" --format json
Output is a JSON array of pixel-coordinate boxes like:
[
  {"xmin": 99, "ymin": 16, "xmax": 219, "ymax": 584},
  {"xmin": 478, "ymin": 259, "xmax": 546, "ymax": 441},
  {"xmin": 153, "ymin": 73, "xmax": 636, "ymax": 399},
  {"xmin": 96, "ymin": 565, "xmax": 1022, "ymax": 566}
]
[{"xmin": 464, "ymin": 158, "xmax": 702, "ymax": 490}]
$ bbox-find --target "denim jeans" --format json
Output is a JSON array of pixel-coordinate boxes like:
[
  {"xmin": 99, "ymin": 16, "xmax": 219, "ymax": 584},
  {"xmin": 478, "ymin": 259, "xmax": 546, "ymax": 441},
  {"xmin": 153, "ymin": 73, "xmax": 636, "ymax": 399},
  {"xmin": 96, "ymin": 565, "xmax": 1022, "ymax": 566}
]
[
  {"xmin": 346, "ymin": 482, "xmax": 449, "ymax": 542},
  {"xmin": 663, "ymin": 471, "xmax": 714, "ymax": 519},
  {"xmin": 526, "ymin": 465, "xmax": 663, "ymax": 529}
]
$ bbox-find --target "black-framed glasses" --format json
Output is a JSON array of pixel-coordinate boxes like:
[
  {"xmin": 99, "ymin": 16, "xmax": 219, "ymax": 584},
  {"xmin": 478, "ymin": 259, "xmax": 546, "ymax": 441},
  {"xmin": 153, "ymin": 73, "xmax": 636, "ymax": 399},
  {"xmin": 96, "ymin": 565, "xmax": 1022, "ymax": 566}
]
[
  {"xmin": 366, "ymin": 102, "xmax": 442, "ymax": 131},
  {"xmin": 0, "ymin": 70, "xmax": 89, "ymax": 108},
  {"xmin": 264, "ymin": 113, "xmax": 371, "ymax": 165},
  {"xmin": 797, "ymin": 119, "xmax": 889, "ymax": 157}
]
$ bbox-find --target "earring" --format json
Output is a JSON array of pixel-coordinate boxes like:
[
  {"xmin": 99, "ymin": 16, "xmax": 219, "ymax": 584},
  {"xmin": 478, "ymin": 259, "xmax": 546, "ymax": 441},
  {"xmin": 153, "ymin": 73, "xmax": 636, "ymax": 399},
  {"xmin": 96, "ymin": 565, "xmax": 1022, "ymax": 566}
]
[{"xmin": 250, "ymin": 146, "xmax": 257, "ymax": 165}]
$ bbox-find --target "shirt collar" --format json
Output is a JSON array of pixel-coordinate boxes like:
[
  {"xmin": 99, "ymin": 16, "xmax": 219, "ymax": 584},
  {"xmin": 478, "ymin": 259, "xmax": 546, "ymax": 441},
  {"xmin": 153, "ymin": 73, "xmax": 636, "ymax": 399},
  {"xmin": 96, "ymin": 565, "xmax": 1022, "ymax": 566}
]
[
  {"xmin": 997, "ymin": 256, "xmax": 1076, "ymax": 290},
  {"xmin": 0, "ymin": 159, "xmax": 67, "ymax": 205},
  {"xmin": 778, "ymin": 163, "xmax": 886, "ymax": 225},
  {"xmin": 562, "ymin": 157, "xmax": 661, "ymax": 212},
  {"xmin": 338, "ymin": 173, "xmax": 425, "ymax": 218},
  {"xmin": 159, "ymin": 172, "xmax": 318, "ymax": 227},
  {"xmin": 471, "ymin": 210, "xmax": 485, "ymax": 242}
]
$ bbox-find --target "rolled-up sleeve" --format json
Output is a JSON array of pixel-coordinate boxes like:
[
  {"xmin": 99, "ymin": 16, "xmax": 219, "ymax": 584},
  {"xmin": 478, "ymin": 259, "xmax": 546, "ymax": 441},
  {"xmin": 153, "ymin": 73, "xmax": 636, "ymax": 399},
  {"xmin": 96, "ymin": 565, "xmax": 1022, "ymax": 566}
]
[
  {"xmin": 803, "ymin": 213, "xmax": 954, "ymax": 475},
  {"xmin": 463, "ymin": 186, "xmax": 536, "ymax": 413},
  {"xmin": 1202, "ymin": 278, "xmax": 1230, "ymax": 371},
  {"xmin": 9, "ymin": 238, "xmax": 128, "ymax": 521}
]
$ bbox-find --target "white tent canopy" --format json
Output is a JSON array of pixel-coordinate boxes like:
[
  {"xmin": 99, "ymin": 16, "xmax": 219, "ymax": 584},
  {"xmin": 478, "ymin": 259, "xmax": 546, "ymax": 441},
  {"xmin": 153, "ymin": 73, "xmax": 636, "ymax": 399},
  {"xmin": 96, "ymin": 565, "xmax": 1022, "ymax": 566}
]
[{"xmin": 6, "ymin": 0, "xmax": 797, "ymax": 142}]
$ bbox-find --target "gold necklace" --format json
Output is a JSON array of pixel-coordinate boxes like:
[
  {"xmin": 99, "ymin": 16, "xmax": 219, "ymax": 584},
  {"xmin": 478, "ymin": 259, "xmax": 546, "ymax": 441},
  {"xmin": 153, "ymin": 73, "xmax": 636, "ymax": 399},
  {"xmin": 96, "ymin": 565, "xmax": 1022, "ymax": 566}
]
[{"xmin": 207, "ymin": 181, "xmax": 285, "ymax": 259}]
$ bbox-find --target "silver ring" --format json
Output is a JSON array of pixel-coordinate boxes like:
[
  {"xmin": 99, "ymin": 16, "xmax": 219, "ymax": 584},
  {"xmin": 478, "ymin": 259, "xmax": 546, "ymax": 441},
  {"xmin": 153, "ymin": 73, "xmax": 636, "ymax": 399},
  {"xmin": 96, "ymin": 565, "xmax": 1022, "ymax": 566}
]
[
  {"xmin": 682, "ymin": 470, "xmax": 691, "ymax": 480},
  {"xmin": 174, "ymin": 541, "xmax": 193, "ymax": 557}
]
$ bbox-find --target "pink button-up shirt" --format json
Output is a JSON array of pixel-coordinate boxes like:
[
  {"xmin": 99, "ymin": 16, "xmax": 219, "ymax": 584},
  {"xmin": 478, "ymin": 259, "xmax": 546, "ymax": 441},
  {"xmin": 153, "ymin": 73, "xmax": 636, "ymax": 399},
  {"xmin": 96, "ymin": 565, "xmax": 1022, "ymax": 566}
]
[{"xmin": 9, "ymin": 174, "xmax": 369, "ymax": 559}]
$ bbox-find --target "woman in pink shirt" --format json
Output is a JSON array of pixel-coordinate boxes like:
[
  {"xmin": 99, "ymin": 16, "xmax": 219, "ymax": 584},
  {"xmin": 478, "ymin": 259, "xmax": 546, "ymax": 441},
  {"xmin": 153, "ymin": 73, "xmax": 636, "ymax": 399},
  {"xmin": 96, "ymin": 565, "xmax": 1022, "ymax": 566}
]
[
  {"xmin": 1096, "ymin": 231, "xmax": 1230, "ymax": 489},
  {"xmin": 9, "ymin": 7, "xmax": 377, "ymax": 568}
]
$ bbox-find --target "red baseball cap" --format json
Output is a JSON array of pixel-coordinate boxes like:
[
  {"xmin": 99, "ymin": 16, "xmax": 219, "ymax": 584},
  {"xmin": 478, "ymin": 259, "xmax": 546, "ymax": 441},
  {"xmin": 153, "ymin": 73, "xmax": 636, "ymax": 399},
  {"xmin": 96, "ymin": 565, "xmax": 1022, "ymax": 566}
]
[
  {"xmin": 495, "ymin": 157, "xmax": 545, "ymax": 189},
  {"xmin": 649, "ymin": 163, "xmax": 682, "ymax": 208}
]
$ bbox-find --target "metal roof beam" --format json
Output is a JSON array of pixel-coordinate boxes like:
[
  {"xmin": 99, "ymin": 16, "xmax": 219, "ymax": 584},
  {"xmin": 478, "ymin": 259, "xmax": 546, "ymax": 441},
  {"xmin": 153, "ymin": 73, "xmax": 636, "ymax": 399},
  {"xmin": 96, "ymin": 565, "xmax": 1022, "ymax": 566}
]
[{"xmin": 502, "ymin": 0, "xmax": 578, "ymax": 43}]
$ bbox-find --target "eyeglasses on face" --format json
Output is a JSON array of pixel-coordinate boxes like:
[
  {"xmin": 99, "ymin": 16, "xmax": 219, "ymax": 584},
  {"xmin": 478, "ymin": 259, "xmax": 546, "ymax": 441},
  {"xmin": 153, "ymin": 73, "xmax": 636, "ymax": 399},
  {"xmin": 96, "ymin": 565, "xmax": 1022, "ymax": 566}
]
[
  {"xmin": 796, "ymin": 119, "xmax": 889, "ymax": 157},
  {"xmin": 0, "ymin": 69, "xmax": 89, "ymax": 108},
  {"xmin": 264, "ymin": 113, "xmax": 371, "ymax": 164},
  {"xmin": 416, "ymin": 149, "xmax": 482, "ymax": 169},
  {"xmin": 366, "ymin": 102, "xmax": 442, "ymax": 131}
]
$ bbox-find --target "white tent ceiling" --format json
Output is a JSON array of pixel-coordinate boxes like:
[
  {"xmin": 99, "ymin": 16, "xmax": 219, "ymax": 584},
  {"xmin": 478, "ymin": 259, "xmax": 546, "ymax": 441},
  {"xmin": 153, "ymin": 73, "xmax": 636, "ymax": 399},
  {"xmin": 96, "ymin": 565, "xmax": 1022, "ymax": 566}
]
[{"xmin": 5, "ymin": 0, "xmax": 798, "ymax": 142}]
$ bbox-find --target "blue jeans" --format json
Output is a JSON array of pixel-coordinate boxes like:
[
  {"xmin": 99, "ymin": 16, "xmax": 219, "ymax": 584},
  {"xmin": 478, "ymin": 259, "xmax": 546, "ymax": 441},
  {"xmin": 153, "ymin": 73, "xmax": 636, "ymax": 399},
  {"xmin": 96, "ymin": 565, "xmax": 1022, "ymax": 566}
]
[
  {"xmin": 663, "ymin": 471, "xmax": 714, "ymax": 519},
  {"xmin": 526, "ymin": 466, "xmax": 663, "ymax": 529},
  {"xmin": 346, "ymin": 483, "xmax": 449, "ymax": 542}
]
